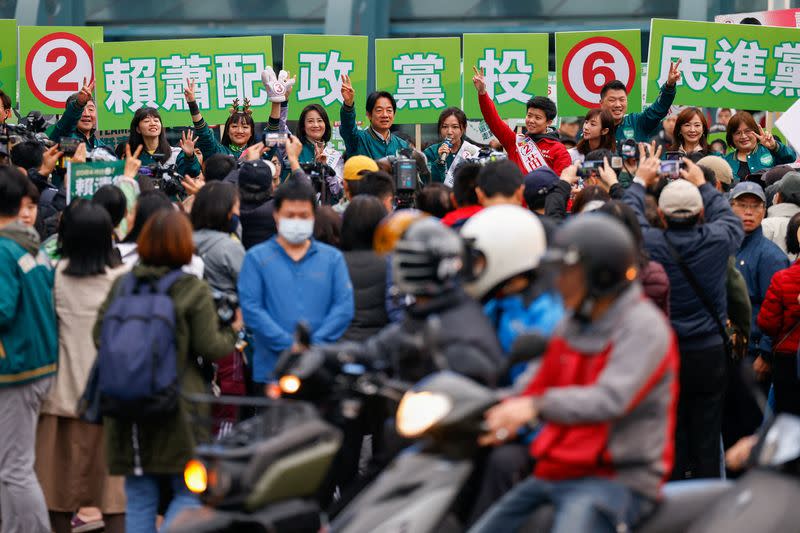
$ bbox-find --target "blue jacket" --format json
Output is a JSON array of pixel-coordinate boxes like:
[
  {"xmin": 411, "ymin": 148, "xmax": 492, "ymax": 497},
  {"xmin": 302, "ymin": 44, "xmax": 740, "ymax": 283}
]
[
  {"xmin": 723, "ymin": 142, "xmax": 797, "ymax": 181},
  {"xmin": 238, "ymin": 238, "xmax": 354, "ymax": 382},
  {"xmin": 624, "ymin": 182, "xmax": 744, "ymax": 350},
  {"xmin": 735, "ymin": 226, "xmax": 790, "ymax": 357},
  {"xmin": 484, "ymin": 290, "xmax": 564, "ymax": 382}
]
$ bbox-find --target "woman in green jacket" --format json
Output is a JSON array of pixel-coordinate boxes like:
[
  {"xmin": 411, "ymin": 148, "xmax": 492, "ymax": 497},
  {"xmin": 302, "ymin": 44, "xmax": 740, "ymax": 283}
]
[
  {"xmin": 724, "ymin": 111, "xmax": 797, "ymax": 182},
  {"xmin": 424, "ymin": 107, "xmax": 479, "ymax": 186},
  {"xmin": 93, "ymin": 209, "xmax": 243, "ymax": 533}
]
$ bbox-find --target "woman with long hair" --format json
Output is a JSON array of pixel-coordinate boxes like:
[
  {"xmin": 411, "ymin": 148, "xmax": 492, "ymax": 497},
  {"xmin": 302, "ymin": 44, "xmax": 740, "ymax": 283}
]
[
  {"xmin": 125, "ymin": 107, "xmax": 181, "ymax": 168},
  {"xmin": 668, "ymin": 107, "xmax": 709, "ymax": 157},
  {"xmin": 570, "ymin": 109, "xmax": 616, "ymax": 163},
  {"xmin": 424, "ymin": 107, "xmax": 480, "ymax": 185}
]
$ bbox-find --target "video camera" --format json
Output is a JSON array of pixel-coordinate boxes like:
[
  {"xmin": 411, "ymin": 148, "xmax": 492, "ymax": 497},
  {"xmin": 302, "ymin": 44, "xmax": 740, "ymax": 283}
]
[
  {"xmin": 300, "ymin": 161, "xmax": 337, "ymax": 205},
  {"xmin": 619, "ymin": 138, "xmax": 638, "ymax": 159},
  {"xmin": 0, "ymin": 111, "xmax": 53, "ymax": 156},
  {"xmin": 140, "ymin": 163, "xmax": 186, "ymax": 197}
]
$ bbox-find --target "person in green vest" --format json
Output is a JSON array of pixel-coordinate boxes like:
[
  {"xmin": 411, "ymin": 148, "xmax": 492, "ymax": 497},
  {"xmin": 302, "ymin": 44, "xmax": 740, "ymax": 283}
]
[
  {"xmin": 424, "ymin": 107, "xmax": 480, "ymax": 186},
  {"xmin": 123, "ymin": 107, "xmax": 183, "ymax": 169},
  {"xmin": 47, "ymin": 79, "xmax": 109, "ymax": 151},
  {"xmin": 338, "ymin": 73, "xmax": 409, "ymax": 160}
]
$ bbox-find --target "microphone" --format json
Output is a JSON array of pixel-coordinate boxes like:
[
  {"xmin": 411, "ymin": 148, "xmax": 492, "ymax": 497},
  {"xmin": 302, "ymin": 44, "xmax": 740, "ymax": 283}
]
[{"xmin": 440, "ymin": 136, "xmax": 453, "ymax": 164}]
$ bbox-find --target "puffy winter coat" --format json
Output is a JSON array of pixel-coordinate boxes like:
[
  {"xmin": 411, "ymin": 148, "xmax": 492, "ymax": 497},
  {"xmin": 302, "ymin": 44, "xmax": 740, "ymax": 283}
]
[
  {"xmin": 640, "ymin": 260, "xmax": 670, "ymax": 317},
  {"xmin": 757, "ymin": 261, "xmax": 800, "ymax": 355},
  {"xmin": 342, "ymin": 250, "xmax": 389, "ymax": 342}
]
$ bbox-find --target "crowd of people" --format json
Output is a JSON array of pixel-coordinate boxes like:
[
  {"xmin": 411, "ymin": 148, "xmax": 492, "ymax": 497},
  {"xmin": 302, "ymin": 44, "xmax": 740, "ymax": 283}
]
[{"xmin": 1, "ymin": 50, "xmax": 799, "ymax": 533}]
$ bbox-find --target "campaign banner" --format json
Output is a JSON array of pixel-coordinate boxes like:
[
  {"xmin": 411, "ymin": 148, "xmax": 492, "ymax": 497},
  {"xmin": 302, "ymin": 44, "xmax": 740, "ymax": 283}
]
[
  {"xmin": 93, "ymin": 36, "xmax": 273, "ymax": 130},
  {"xmin": 556, "ymin": 29, "xmax": 641, "ymax": 117},
  {"xmin": 0, "ymin": 20, "xmax": 16, "ymax": 100},
  {"xmin": 282, "ymin": 34, "xmax": 368, "ymax": 123},
  {"xmin": 462, "ymin": 33, "xmax": 548, "ymax": 119},
  {"xmin": 646, "ymin": 18, "xmax": 800, "ymax": 112},
  {"xmin": 715, "ymin": 8, "xmax": 800, "ymax": 28},
  {"xmin": 66, "ymin": 160, "xmax": 125, "ymax": 202},
  {"xmin": 19, "ymin": 26, "xmax": 104, "ymax": 114},
  {"xmin": 375, "ymin": 37, "xmax": 461, "ymax": 124}
]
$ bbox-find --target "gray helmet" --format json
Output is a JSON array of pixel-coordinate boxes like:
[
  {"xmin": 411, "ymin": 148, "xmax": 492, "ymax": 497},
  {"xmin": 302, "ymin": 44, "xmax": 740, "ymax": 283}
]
[{"xmin": 392, "ymin": 218, "xmax": 465, "ymax": 297}]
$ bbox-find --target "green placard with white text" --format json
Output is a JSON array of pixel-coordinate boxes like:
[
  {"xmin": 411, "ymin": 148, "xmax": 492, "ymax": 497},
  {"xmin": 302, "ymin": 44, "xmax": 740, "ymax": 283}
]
[
  {"xmin": 0, "ymin": 20, "xmax": 16, "ymax": 102},
  {"xmin": 93, "ymin": 36, "xmax": 272, "ymax": 130},
  {"xmin": 646, "ymin": 18, "xmax": 800, "ymax": 112},
  {"xmin": 283, "ymin": 34, "xmax": 368, "ymax": 123},
  {"xmin": 556, "ymin": 29, "xmax": 641, "ymax": 117},
  {"xmin": 462, "ymin": 33, "xmax": 549, "ymax": 120},
  {"xmin": 375, "ymin": 38, "xmax": 461, "ymax": 125},
  {"xmin": 67, "ymin": 160, "xmax": 125, "ymax": 202},
  {"xmin": 19, "ymin": 26, "xmax": 104, "ymax": 114}
]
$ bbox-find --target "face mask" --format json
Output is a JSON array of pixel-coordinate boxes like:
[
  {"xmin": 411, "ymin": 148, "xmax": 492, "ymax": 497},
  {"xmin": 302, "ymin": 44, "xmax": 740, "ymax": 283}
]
[
  {"xmin": 279, "ymin": 217, "xmax": 314, "ymax": 244},
  {"xmin": 228, "ymin": 214, "xmax": 240, "ymax": 234}
]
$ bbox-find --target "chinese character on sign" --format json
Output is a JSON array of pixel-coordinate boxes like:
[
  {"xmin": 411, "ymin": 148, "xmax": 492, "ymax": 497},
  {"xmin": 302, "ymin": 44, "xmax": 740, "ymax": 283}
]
[
  {"xmin": 161, "ymin": 54, "xmax": 213, "ymax": 110},
  {"xmin": 129, "ymin": 59, "xmax": 158, "ymax": 111},
  {"xmin": 104, "ymin": 58, "xmax": 132, "ymax": 113},
  {"xmin": 478, "ymin": 49, "xmax": 533, "ymax": 104},
  {"xmin": 75, "ymin": 177, "xmax": 94, "ymax": 197},
  {"xmin": 297, "ymin": 51, "xmax": 354, "ymax": 105},
  {"xmin": 712, "ymin": 38, "xmax": 768, "ymax": 95},
  {"xmin": 657, "ymin": 37, "xmax": 708, "ymax": 91},
  {"xmin": 215, "ymin": 54, "xmax": 268, "ymax": 109},
  {"xmin": 392, "ymin": 53, "xmax": 446, "ymax": 110},
  {"xmin": 770, "ymin": 42, "xmax": 800, "ymax": 97}
]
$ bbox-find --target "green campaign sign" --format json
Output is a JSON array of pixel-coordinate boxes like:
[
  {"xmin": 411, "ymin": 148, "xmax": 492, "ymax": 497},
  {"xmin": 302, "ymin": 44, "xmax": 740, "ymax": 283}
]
[
  {"xmin": 283, "ymin": 34, "xmax": 368, "ymax": 122},
  {"xmin": 0, "ymin": 20, "xmax": 16, "ymax": 101},
  {"xmin": 462, "ymin": 33, "xmax": 549, "ymax": 120},
  {"xmin": 93, "ymin": 36, "xmax": 272, "ymax": 130},
  {"xmin": 66, "ymin": 160, "xmax": 125, "ymax": 202},
  {"xmin": 19, "ymin": 26, "xmax": 103, "ymax": 114},
  {"xmin": 647, "ymin": 18, "xmax": 800, "ymax": 112},
  {"xmin": 375, "ymin": 37, "xmax": 461, "ymax": 125},
  {"xmin": 556, "ymin": 29, "xmax": 641, "ymax": 117}
]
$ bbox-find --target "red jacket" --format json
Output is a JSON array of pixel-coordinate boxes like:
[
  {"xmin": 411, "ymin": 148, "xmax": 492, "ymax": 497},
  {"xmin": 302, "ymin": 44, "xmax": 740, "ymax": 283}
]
[
  {"xmin": 757, "ymin": 261, "xmax": 800, "ymax": 354},
  {"xmin": 478, "ymin": 92, "xmax": 572, "ymax": 177},
  {"xmin": 521, "ymin": 284, "xmax": 679, "ymax": 500},
  {"xmin": 440, "ymin": 205, "xmax": 483, "ymax": 229}
]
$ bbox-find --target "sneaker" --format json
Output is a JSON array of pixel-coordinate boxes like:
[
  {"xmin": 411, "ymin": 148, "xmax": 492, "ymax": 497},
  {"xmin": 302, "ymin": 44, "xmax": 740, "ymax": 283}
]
[{"xmin": 71, "ymin": 516, "xmax": 105, "ymax": 533}]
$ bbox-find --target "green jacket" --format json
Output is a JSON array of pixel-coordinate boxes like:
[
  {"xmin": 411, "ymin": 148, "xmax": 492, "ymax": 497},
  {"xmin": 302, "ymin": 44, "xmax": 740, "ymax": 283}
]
[
  {"xmin": 0, "ymin": 222, "xmax": 57, "ymax": 387},
  {"xmin": 615, "ymin": 84, "xmax": 676, "ymax": 143},
  {"xmin": 47, "ymin": 99, "xmax": 108, "ymax": 151},
  {"xmin": 176, "ymin": 120, "xmax": 243, "ymax": 178},
  {"xmin": 94, "ymin": 265, "xmax": 237, "ymax": 475},
  {"xmin": 723, "ymin": 142, "xmax": 797, "ymax": 181},
  {"xmin": 339, "ymin": 104, "xmax": 409, "ymax": 160},
  {"xmin": 423, "ymin": 142, "xmax": 455, "ymax": 184}
]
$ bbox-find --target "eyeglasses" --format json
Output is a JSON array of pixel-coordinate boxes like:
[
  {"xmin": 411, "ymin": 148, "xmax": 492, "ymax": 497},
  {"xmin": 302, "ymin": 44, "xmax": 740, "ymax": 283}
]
[
  {"xmin": 734, "ymin": 129, "xmax": 755, "ymax": 138},
  {"xmin": 732, "ymin": 201, "xmax": 764, "ymax": 211}
]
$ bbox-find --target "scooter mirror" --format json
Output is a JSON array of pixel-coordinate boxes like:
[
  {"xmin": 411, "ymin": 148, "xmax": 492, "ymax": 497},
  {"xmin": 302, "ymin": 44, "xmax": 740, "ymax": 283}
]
[{"xmin": 508, "ymin": 333, "xmax": 549, "ymax": 367}]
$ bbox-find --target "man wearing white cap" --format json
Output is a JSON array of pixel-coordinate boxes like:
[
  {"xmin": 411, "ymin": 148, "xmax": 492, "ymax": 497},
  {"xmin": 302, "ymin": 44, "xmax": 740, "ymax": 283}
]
[{"xmin": 623, "ymin": 146, "xmax": 744, "ymax": 481}]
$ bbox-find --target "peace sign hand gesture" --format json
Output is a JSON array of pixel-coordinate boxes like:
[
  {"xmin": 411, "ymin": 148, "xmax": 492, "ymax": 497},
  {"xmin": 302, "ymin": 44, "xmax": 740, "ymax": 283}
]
[
  {"xmin": 472, "ymin": 66, "xmax": 487, "ymax": 95},
  {"xmin": 77, "ymin": 77, "xmax": 95, "ymax": 106},
  {"xmin": 340, "ymin": 74, "xmax": 355, "ymax": 107},
  {"xmin": 184, "ymin": 78, "xmax": 196, "ymax": 103},
  {"xmin": 666, "ymin": 59, "xmax": 683, "ymax": 87},
  {"xmin": 755, "ymin": 125, "xmax": 777, "ymax": 151}
]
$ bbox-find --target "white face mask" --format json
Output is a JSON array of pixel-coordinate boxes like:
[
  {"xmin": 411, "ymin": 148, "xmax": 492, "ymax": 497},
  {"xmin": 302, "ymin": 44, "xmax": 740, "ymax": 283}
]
[{"xmin": 278, "ymin": 217, "xmax": 314, "ymax": 244}]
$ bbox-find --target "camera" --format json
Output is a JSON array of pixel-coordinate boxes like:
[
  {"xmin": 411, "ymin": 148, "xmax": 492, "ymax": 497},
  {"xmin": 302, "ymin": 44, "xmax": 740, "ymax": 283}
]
[
  {"xmin": 619, "ymin": 138, "xmax": 638, "ymax": 159},
  {"xmin": 391, "ymin": 150, "xmax": 419, "ymax": 210},
  {"xmin": 263, "ymin": 132, "xmax": 288, "ymax": 146},
  {"xmin": 0, "ymin": 111, "xmax": 53, "ymax": 155},
  {"xmin": 212, "ymin": 290, "xmax": 239, "ymax": 326},
  {"xmin": 577, "ymin": 160, "xmax": 604, "ymax": 178},
  {"xmin": 300, "ymin": 161, "xmax": 337, "ymax": 205},
  {"xmin": 60, "ymin": 137, "xmax": 81, "ymax": 157},
  {"xmin": 659, "ymin": 160, "xmax": 685, "ymax": 181},
  {"xmin": 140, "ymin": 163, "xmax": 186, "ymax": 196}
]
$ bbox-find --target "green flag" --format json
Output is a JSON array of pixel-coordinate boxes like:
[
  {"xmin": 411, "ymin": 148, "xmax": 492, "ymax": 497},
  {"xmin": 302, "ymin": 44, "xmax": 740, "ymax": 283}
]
[{"xmin": 0, "ymin": 20, "xmax": 16, "ymax": 102}]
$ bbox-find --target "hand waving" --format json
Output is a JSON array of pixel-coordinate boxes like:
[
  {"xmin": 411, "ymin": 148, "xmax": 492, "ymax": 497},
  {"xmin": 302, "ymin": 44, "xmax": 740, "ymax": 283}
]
[{"xmin": 179, "ymin": 130, "xmax": 198, "ymax": 156}]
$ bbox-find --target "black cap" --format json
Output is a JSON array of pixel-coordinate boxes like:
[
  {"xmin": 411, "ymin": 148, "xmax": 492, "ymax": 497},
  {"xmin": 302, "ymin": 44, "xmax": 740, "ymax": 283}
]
[{"xmin": 237, "ymin": 160, "xmax": 272, "ymax": 193}]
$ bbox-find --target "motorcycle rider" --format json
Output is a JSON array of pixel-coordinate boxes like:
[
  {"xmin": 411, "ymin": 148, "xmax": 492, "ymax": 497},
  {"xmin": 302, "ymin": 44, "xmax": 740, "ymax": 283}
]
[{"xmin": 470, "ymin": 214, "xmax": 680, "ymax": 533}]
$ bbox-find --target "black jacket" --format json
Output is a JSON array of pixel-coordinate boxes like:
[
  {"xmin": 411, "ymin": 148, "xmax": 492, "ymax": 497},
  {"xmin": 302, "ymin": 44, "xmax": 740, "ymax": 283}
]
[
  {"xmin": 240, "ymin": 198, "xmax": 277, "ymax": 250},
  {"xmin": 342, "ymin": 250, "xmax": 389, "ymax": 342}
]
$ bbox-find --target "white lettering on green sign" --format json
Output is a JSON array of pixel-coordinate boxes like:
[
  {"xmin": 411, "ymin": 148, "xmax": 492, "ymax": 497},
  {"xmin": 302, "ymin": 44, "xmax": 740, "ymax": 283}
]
[
  {"xmin": 392, "ymin": 53, "xmax": 445, "ymax": 110},
  {"xmin": 478, "ymin": 49, "xmax": 533, "ymax": 104},
  {"xmin": 297, "ymin": 51, "xmax": 353, "ymax": 105}
]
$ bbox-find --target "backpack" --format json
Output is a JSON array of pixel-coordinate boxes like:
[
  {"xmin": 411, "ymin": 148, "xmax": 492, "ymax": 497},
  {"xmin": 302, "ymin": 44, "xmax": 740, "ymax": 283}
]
[{"xmin": 96, "ymin": 269, "xmax": 186, "ymax": 419}]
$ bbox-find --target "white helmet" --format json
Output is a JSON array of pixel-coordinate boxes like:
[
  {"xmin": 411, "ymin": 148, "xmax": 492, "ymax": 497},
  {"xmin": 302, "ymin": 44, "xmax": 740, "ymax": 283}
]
[{"xmin": 460, "ymin": 205, "xmax": 547, "ymax": 300}]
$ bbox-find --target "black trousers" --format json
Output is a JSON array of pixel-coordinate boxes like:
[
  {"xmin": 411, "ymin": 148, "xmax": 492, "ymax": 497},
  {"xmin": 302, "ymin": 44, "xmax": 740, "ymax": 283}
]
[
  {"xmin": 467, "ymin": 442, "xmax": 534, "ymax": 526},
  {"xmin": 773, "ymin": 355, "xmax": 800, "ymax": 416},
  {"xmin": 672, "ymin": 343, "xmax": 727, "ymax": 480}
]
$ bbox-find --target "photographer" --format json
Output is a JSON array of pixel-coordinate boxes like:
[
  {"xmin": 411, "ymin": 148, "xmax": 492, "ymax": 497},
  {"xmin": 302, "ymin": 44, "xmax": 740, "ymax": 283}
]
[
  {"xmin": 47, "ymin": 79, "xmax": 108, "ymax": 151},
  {"xmin": 0, "ymin": 89, "xmax": 11, "ymax": 124},
  {"xmin": 355, "ymin": 171, "xmax": 395, "ymax": 213}
]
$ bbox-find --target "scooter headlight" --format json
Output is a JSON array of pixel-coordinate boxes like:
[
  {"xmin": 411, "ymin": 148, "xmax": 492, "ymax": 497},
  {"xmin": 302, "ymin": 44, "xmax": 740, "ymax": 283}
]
[
  {"xmin": 396, "ymin": 391, "xmax": 452, "ymax": 438},
  {"xmin": 184, "ymin": 459, "xmax": 208, "ymax": 494}
]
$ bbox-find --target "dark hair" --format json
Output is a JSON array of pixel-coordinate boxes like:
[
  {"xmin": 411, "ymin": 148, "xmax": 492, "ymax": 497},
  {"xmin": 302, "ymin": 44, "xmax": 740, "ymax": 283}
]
[
  {"xmin": 357, "ymin": 171, "xmax": 395, "ymax": 201},
  {"xmin": 274, "ymin": 177, "xmax": 317, "ymax": 211},
  {"xmin": 366, "ymin": 91, "xmax": 396, "ymax": 114},
  {"xmin": 787, "ymin": 212, "xmax": 800, "ymax": 255},
  {"xmin": 10, "ymin": 141, "xmax": 44, "ymax": 170},
  {"xmin": 341, "ymin": 195, "xmax": 387, "ymax": 251},
  {"xmin": 477, "ymin": 160, "xmax": 523, "ymax": 198},
  {"xmin": 128, "ymin": 107, "xmax": 172, "ymax": 164},
  {"xmin": 572, "ymin": 185, "xmax": 610, "ymax": 214},
  {"xmin": 670, "ymin": 107, "xmax": 709, "ymax": 153},
  {"xmin": 137, "ymin": 209, "xmax": 194, "ymax": 267},
  {"xmin": 220, "ymin": 112, "xmax": 256, "ymax": 148},
  {"xmin": 526, "ymin": 96, "xmax": 557, "ymax": 121},
  {"xmin": 597, "ymin": 200, "xmax": 648, "ymax": 268},
  {"xmin": 0, "ymin": 166, "xmax": 28, "ymax": 216},
  {"xmin": 122, "ymin": 190, "xmax": 172, "ymax": 243},
  {"xmin": 203, "ymin": 153, "xmax": 237, "ymax": 182},
  {"xmin": 740, "ymin": 17, "xmax": 761, "ymax": 25},
  {"xmin": 61, "ymin": 200, "xmax": 120, "ymax": 276},
  {"xmin": 452, "ymin": 162, "xmax": 481, "ymax": 207},
  {"xmin": 726, "ymin": 111, "xmax": 759, "ymax": 149},
  {"xmin": 415, "ymin": 183, "xmax": 453, "ymax": 219},
  {"xmin": 600, "ymin": 80, "xmax": 628, "ymax": 99},
  {"xmin": 24, "ymin": 177, "xmax": 40, "ymax": 203},
  {"xmin": 576, "ymin": 109, "xmax": 616, "ymax": 155},
  {"xmin": 585, "ymin": 148, "xmax": 616, "ymax": 165},
  {"xmin": 437, "ymin": 107, "xmax": 467, "ymax": 133},
  {"xmin": 0, "ymin": 89, "xmax": 10, "ymax": 111},
  {"xmin": 191, "ymin": 181, "xmax": 239, "ymax": 232},
  {"xmin": 65, "ymin": 91, "xmax": 92, "ymax": 109},
  {"xmin": 92, "ymin": 185, "xmax": 127, "ymax": 228},
  {"xmin": 313, "ymin": 206, "xmax": 342, "ymax": 248},
  {"xmin": 298, "ymin": 104, "xmax": 332, "ymax": 144},
  {"xmin": 710, "ymin": 139, "xmax": 728, "ymax": 154}
]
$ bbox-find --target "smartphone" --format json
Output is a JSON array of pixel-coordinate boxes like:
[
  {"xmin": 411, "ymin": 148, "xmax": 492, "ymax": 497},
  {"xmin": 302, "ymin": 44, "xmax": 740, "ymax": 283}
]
[
  {"xmin": 60, "ymin": 137, "xmax": 80, "ymax": 157},
  {"xmin": 263, "ymin": 132, "xmax": 288, "ymax": 146},
  {"xmin": 659, "ymin": 160, "xmax": 683, "ymax": 180}
]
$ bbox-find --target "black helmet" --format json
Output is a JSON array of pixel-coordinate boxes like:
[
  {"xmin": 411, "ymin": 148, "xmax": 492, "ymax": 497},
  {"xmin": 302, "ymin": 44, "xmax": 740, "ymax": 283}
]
[
  {"xmin": 548, "ymin": 213, "xmax": 638, "ymax": 300},
  {"xmin": 392, "ymin": 217, "xmax": 465, "ymax": 297}
]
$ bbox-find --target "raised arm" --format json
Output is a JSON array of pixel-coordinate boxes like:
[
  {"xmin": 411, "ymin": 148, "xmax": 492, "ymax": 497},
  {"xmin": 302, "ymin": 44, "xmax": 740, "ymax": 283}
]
[
  {"xmin": 338, "ymin": 73, "xmax": 360, "ymax": 157},
  {"xmin": 48, "ymin": 78, "xmax": 94, "ymax": 141},
  {"xmin": 473, "ymin": 66, "xmax": 516, "ymax": 150},
  {"xmin": 184, "ymin": 79, "xmax": 225, "ymax": 158}
]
